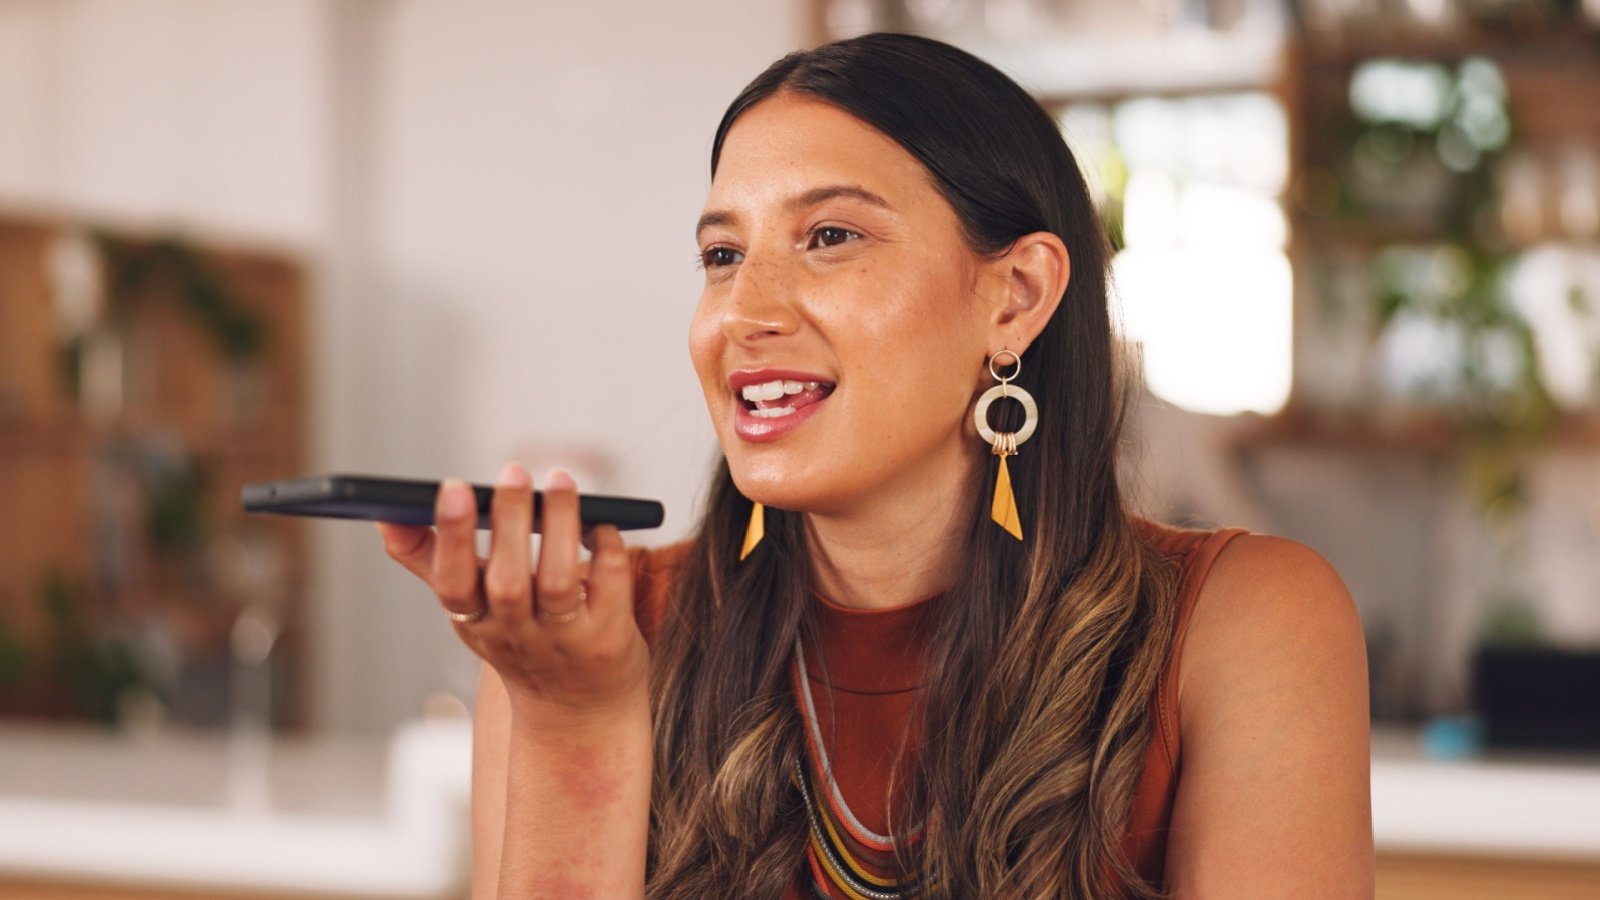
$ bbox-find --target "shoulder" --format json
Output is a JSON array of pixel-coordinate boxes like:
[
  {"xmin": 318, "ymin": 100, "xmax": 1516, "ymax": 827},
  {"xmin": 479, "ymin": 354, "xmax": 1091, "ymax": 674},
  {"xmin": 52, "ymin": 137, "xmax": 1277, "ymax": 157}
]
[
  {"xmin": 1165, "ymin": 533, "xmax": 1373, "ymax": 895},
  {"xmin": 1178, "ymin": 534, "xmax": 1363, "ymax": 711}
]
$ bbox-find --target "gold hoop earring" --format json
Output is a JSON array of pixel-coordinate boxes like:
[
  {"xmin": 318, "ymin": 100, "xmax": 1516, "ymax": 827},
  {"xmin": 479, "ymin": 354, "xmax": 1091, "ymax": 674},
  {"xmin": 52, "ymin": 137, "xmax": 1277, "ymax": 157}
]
[
  {"xmin": 973, "ymin": 349, "xmax": 1038, "ymax": 541},
  {"xmin": 741, "ymin": 501, "xmax": 765, "ymax": 560}
]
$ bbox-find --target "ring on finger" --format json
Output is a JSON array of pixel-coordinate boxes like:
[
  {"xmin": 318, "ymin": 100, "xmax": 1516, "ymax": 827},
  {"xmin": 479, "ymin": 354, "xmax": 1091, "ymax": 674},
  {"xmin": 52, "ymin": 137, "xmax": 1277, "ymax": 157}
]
[
  {"xmin": 535, "ymin": 579, "xmax": 588, "ymax": 624},
  {"xmin": 445, "ymin": 603, "xmax": 487, "ymax": 624}
]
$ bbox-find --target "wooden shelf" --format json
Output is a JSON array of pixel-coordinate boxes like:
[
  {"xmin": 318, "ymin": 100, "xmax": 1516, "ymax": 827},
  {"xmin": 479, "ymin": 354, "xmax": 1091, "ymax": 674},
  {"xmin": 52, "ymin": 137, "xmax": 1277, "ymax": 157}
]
[
  {"xmin": 1376, "ymin": 850, "xmax": 1600, "ymax": 899},
  {"xmin": 0, "ymin": 214, "xmax": 311, "ymax": 730}
]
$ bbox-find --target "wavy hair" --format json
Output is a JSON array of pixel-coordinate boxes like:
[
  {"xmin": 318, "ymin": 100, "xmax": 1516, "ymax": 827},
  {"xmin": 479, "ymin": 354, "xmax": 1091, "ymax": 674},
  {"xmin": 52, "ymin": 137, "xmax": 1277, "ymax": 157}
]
[{"xmin": 647, "ymin": 32, "xmax": 1178, "ymax": 898}]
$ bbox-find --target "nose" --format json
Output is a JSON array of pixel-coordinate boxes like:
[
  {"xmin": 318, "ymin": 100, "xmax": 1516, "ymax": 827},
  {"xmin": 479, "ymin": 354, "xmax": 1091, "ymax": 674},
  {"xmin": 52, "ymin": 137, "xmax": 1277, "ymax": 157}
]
[{"xmin": 720, "ymin": 251, "xmax": 799, "ymax": 346}]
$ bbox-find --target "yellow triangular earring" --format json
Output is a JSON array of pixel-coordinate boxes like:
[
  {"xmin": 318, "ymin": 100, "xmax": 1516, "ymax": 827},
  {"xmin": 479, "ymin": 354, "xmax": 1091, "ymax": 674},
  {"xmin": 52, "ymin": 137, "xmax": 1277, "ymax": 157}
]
[
  {"xmin": 991, "ymin": 453, "xmax": 1024, "ymax": 541},
  {"xmin": 973, "ymin": 349, "xmax": 1038, "ymax": 542},
  {"xmin": 740, "ymin": 501, "xmax": 765, "ymax": 560}
]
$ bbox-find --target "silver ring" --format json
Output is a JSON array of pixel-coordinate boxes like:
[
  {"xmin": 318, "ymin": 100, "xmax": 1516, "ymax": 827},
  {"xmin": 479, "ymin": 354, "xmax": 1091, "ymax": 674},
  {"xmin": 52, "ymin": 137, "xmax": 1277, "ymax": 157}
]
[
  {"xmin": 535, "ymin": 580, "xmax": 587, "ymax": 624},
  {"xmin": 445, "ymin": 604, "xmax": 487, "ymax": 624}
]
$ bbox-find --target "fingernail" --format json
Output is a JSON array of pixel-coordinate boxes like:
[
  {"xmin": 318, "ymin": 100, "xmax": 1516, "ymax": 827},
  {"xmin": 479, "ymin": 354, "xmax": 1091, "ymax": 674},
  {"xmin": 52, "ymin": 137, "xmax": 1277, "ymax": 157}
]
[
  {"xmin": 496, "ymin": 461, "xmax": 531, "ymax": 488},
  {"xmin": 544, "ymin": 469, "xmax": 575, "ymax": 491},
  {"xmin": 439, "ymin": 478, "xmax": 473, "ymax": 518}
]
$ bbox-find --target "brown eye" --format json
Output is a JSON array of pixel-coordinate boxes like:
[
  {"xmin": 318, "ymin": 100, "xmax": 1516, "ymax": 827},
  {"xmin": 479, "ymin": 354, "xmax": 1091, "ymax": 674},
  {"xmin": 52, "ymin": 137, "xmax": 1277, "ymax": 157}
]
[
  {"xmin": 701, "ymin": 246, "xmax": 743, "ymax": 268},
  {"xmin": 810, "ymin": 226, "xmax": 859, "ymax": 249}
]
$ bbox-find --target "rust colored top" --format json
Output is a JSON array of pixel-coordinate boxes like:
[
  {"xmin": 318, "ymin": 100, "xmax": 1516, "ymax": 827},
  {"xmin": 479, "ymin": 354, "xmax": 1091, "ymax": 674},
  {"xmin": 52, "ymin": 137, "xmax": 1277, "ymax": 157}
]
[{"xmin": 628, "ymin": 519, "xmax": 1247, "ymax": 895}]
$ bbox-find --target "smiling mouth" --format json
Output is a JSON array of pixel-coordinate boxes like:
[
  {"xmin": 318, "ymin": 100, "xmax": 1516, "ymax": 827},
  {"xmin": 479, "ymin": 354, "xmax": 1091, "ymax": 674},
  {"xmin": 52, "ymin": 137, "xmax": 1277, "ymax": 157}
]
[{"xmin": 738, "ymin": 378, "xmax": 836, "ymax": 418}]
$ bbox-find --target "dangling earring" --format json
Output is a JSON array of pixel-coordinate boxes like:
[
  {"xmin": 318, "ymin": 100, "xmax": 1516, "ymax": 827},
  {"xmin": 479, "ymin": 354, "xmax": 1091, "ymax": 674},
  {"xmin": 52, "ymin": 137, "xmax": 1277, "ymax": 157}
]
[
  {"xmin": 741, "ymin": 500, "xmax": 765, "ymax": 560},
  {"xmin": 973, "ymin": 349, "xmax": 1038, "ymax": 541}
]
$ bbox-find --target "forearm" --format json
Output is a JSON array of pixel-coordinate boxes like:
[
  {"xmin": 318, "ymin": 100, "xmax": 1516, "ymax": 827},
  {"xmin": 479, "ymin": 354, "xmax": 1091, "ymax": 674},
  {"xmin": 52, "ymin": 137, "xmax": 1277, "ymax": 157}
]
[{"xmin": 496, "ymin": 692, "xmax": 652, "ymax": 899}]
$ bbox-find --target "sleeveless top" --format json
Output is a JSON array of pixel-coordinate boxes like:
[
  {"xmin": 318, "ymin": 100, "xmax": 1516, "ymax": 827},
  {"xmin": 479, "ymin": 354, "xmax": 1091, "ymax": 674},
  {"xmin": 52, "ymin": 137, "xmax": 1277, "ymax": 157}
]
[{"xmin": 627, "ymin": 519, "xmax": 1247, "ymax": 898}]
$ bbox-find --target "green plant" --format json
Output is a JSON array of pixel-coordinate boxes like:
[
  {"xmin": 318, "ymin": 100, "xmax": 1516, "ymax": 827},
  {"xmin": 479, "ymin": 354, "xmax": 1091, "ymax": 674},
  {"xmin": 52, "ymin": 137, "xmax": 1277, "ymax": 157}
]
[
  {"xmin": 146, "ymin": 462, "xmax": 208, "ymax": 556},
  {"xmin": 95, "ymin": 233, "xmax": 268, "ymax": 362},
  {"xmin": 1344, "ymin": 57, "xmax": 1567, "ymax": 502},
  {"xmin": 39, "ymin": 571, "xmax": 156, "ymax": 725},
  {"xmin": 1336, "ymin": 55, "xmax": 1587, "ymax": 650},
  {"xmin": 0, "ymin": 599, "xmax": 30, "ymax": 689}
]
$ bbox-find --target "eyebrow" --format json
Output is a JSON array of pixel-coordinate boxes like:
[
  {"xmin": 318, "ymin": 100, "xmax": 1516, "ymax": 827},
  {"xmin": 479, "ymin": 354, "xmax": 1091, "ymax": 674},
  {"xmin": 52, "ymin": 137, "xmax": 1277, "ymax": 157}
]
[{"xmin": 695, "ymin": 185, "xmax": 896, "ymax": 240}]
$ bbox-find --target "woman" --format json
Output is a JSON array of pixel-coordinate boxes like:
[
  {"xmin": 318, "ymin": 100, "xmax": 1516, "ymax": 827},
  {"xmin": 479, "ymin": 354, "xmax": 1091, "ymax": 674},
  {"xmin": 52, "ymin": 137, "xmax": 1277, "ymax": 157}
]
[{"xmin": 378, "ymin": 32, "xmax": 1372, "ymax": 899}]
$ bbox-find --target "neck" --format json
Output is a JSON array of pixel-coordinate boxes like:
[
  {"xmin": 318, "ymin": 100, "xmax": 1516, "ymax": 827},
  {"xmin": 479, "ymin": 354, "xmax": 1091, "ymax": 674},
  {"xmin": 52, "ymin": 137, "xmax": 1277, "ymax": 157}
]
[{"xmin": 804, "ymin": 452, "xmax": 982, "ymax": 611}]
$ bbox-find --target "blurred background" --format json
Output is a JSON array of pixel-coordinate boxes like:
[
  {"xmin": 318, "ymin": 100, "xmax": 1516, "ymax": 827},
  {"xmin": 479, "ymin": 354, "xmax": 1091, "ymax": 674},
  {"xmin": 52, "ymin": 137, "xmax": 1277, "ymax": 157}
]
[{"xmin": 0, "ymin": 0, "xmax": 1597, "ymax": 897}]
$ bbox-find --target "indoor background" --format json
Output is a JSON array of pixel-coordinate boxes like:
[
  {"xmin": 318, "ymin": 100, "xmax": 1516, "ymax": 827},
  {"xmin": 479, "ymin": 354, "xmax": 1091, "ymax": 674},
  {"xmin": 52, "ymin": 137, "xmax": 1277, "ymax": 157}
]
[{"xmin": 0, "ymin": 0, "xmax": 1597, "ymax": 897}]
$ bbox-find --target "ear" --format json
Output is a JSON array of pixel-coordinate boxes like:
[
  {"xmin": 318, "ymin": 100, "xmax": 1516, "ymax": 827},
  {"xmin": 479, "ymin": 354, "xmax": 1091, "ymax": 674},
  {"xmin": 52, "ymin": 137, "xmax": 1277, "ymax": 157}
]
[{"xmin": 981, "ymin": 231, "xmax": 1070, "ymax": 356}]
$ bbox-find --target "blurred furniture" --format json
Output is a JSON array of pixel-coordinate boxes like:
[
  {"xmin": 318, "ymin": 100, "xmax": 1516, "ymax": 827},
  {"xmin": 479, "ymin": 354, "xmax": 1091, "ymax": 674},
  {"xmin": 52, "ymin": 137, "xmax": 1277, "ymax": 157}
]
[
  {"xmin": 1372, "ymin": 727, "xmax": 1600, "ymax": 898},
  {"xmin": 1283, "ymin": 23, "xmax": 1600, "ymax": 418},
  {"xmin": 0, "ymin": 214, "xmax": 310, "ymax": 729},
  {"xmin": 1376, "ymin": 854, "xmax": 1600, "ymax": 900},
  {"xmin": 1218, "ymin": 17, "xmax": 1600, "ymax": 893},
  {"xmin": 1474, "ymin": 645, "xmax": 1600, "ymax": 751},
  {"xmin": 0, "ymin": 718, "xmax": 470, "ymax": 898},
  {"xmin": 1265, "ymin": 19, "xmax": 1600, "ymax": 719}
]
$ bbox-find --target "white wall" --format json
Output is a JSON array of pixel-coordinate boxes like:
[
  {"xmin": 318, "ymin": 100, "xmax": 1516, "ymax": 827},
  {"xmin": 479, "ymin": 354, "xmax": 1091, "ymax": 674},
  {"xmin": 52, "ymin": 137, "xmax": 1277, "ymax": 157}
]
[
  {"xmin": 314, "ymin": 0, "xmax": 804, "ymax": 733},
  {"xmin": 0, "ymin": 0, "xmax": 805, "ymax": 733},
  {"xmin": 0, "ymin": 0, "xmax": 327, "ymax": 242}
]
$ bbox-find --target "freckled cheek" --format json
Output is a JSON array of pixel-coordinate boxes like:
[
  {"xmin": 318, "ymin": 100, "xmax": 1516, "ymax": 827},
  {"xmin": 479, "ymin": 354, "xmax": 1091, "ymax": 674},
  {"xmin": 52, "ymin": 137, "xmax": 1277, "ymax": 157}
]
[{"xmin": 828, "ymin": 286, "xmax": 965, "ymax": 360}]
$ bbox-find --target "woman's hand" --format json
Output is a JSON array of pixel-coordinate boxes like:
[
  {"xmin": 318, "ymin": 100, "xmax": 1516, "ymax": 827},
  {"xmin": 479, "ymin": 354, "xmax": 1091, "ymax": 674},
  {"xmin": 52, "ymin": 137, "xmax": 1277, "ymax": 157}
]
[
  {"xmin": 376, "ymin": 463, "xmax": 649, "ymax": 722},
  {"xmin": 380, "ymin": 463, "xmax": 653, "ymax": 895}
]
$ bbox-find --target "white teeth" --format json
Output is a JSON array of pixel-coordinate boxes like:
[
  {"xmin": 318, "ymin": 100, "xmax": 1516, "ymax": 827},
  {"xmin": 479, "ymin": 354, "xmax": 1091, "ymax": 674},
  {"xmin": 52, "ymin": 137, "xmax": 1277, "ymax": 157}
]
[
  {"xmin": 750, "ymin": 405, "xmax": 796, "ymax": 418},
  {"xmin": 741, "ymin": 379, "xmax": 819, "ymax": 402}
]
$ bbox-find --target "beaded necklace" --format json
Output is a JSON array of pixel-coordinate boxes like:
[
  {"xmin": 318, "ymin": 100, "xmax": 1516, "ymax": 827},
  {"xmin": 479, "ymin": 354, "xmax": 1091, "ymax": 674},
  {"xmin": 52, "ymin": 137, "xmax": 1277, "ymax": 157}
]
[{"xmin": 794, "ymin": 638, "xmax": 931, "ymax": 899}]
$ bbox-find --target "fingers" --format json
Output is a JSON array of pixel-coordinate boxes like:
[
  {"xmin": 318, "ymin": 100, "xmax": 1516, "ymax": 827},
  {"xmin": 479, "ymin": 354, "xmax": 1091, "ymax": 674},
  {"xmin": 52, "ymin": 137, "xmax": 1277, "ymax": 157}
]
[
  {"xmin": 385, "ymin": 466, "xmax": 605, "ymax": 637},
  {"xmin": 432, "ymin": 477, "xmax": 483, "ymax": 618},
  {"xmin": 535, "ymin": 469, "xmax": 585, "ymax": 619},
  {"xmin": 377, "ymin": 522, "xmax": 435, "ymax": 581},
  {"xmin": 581, "ymin": 524, "xmax": 630, "ymax": 626},
  {"xmin": 484, "ymin": 462, "xmax": 535, "ymax": 622},
  {"xmin": 408, "ymin": 464, "xmax": 647, "ymax": 715}
]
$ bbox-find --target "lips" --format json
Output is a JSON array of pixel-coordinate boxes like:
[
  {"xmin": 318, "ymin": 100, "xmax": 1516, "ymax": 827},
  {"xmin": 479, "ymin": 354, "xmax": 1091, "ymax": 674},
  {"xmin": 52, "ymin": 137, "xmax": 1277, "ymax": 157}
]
[{"xmin": 727, "ymin": 369, "xmax": 836, "ymax": 442}]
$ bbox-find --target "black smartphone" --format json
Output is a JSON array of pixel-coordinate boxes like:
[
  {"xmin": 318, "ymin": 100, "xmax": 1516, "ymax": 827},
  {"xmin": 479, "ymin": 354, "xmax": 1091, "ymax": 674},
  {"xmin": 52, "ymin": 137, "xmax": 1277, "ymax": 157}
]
[{"xmin": 240, "ymin": 474, "xmax": 664, "ymax": 532}]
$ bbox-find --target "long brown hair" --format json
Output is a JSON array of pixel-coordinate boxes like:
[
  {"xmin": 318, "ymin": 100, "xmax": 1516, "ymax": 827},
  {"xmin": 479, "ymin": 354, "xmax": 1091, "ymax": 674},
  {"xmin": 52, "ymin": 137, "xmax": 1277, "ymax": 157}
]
[{"xmin": 648, "ymin": 33, "xmax": 1178, "ymax": 898}]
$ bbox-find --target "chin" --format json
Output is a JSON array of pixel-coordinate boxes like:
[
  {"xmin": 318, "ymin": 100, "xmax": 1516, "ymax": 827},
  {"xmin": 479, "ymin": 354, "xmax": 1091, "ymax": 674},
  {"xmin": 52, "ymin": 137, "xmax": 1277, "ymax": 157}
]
[
  {"xmin": 724, "ymin": 453, "xmax": 835, "ymax": 514},
  {"xmin": 726, "ymin": 461, "xmax": 796, "ymax": 509}
]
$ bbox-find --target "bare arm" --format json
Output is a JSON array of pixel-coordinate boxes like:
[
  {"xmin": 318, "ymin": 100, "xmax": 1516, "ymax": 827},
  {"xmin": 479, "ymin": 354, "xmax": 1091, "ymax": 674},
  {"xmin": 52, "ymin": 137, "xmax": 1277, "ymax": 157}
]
[
  {"xmin": 471, "ymin": 663, "xmax": 511, "ymax": 896},
  {"xmin": 380, "ymin": 465, "xmax": 651, "ymax": 898},
  {"xmin": 473, "ymin": 662, "xmax": 651, "ymax": 898},
  {"xmin": 1165, "ymin": 535, "xmax": 1374, "ymax": 898}
]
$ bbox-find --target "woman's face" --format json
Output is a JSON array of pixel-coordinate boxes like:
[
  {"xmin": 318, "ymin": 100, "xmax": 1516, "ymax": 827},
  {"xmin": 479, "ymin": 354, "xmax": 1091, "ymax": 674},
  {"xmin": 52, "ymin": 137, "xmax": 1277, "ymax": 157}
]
[{"xmin": 689, "ymin": 93, "xmax": 997, "ymax": 515}]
